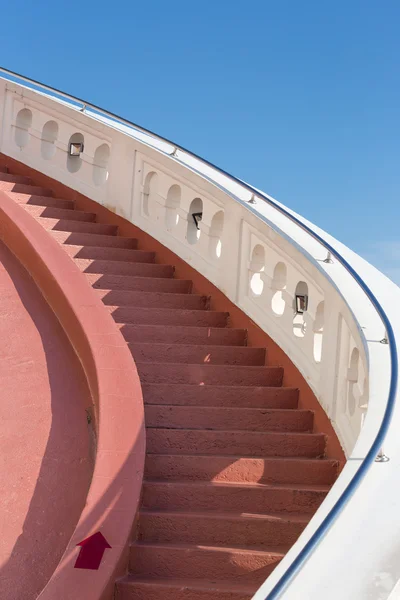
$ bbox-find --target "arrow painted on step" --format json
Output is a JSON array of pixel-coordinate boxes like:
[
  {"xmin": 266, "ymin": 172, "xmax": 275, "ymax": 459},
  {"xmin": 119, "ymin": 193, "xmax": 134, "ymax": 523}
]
[{"xmin": 74, "ymin": 532, "xmax": 112, "ymax": 570}]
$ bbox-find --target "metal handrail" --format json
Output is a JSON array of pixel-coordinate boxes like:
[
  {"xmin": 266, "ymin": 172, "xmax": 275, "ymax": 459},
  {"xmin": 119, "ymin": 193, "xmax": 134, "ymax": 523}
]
[{"xmin": 0, "ymin": 65, "xmax": 398, "ymax": 599}]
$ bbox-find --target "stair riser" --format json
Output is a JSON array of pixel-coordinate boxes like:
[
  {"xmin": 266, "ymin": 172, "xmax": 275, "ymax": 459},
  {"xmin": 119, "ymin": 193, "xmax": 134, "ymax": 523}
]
[
  {"xmin": 138, "ymin": 364, "xmax": 283, "ymax": 386},
  {"xmin": 144, "ymin": 455, "xmax": 338, "ymax": 485},
  {"xmin": 76, "ymin": 259, "xmax": 173, "ymax": 277},
  {"xmin": 130, "ymin": 344, "xmax": 264, "ymax": 365},
  {"xmin": 120, "ymin": 325, "xmax": 246, "ymax": 346},
  {"xmin": 116, "ymin": 582, "xmax": 253, "ymax": 600},
  {"xmin": 142, "ymin": 385, "xmax": 298, "ymax": 408},
  {"xmin": 39, "ymin": 217, "xmax": 117, "ymax": 235},
  {"xmin": 138, "ymin": 512, "xmax": 307, "ymax": 548},
  {"xmin": 8, "ymin": 193, "xmax": 74, "ymax": 209},
  {"xmin": 145, "ymin": 405, "xmax": 312, "ymax": 432},
  {"xmin": 53, "ymin": 231, "xmax": 136, "ymax": 248},
  {"xmin": 129, "ymin": 544, "xmax": 282, "ymax": 584},
  {"xmin": 66, "ymin": 246, "xmax": 155, "ymax": 263},
  {"xmin": 0, "ymin": 173, "xmax": 31, "ymax": 184},
  {"xmin": 0, "ymin": 182, "xmax": 52, "ymax": 196},
  {"xmin": 142, "ymin": 482, "xmax": 327, "ymax": 514},
  {"xmin": 110, "ymin": 308, "xmax": 228, "ymax": 328},
  {"xmin": 100, "ymin": 291, "xmax": 207, "ymax": 310},
  {"xmin": 87, "ymin": 274, "xmax": 192, "ymax": 293},
  {"xmin": 146, "ymin": 429, "xmax": 326, "ymax": 458},
  {"xmin": 23, "ymin": 205, "xmax": 95, "ymax": 221}
]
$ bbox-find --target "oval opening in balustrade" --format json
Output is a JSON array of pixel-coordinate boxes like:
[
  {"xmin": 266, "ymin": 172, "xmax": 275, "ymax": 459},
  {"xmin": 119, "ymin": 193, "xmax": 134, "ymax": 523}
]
[
  {"xmin": 293, "ymin": 281, "xmax": 308, "ymax": 338},
  {"xmin": 93, "ymin": 143, "xmax": 110, "ymax": 186},
  {"xmin": 15, "ymin": 108, "xmax": 32, "ymax": 148},
  {"xmin": 165, "ymin": 184, "xmax": 181, "ymax": 229},
  {"xmin": 271, "ymin": 262, "xmax": 287, "ymax": 315},
  {"xmin": 187, "ymin": 198, "xmax": 203, "ymax": 245},
  {"xmin": 249, "ymin": 244, "xmax": 265, "ymax": 296},
  {"xmin": 313, "ymin": 301, "xmax": 324, "ymax": 362},
  {"xmin": 67, "ymin": 132, "xmax": 84, "ymax": 173},
  {"xmin": 41, "ymin": 120, "xmax": 58, "ymax": 160},
  {"xmin": 347, "ymin": 347, "xmax": 360, "ymax": 417},
  {"xmin": 143, "ymin": 171, "xmax": 157, "ymax": 217},
  {"xmin": 208, "ymin": 211, "xmax": 224, "ymax": 259}
]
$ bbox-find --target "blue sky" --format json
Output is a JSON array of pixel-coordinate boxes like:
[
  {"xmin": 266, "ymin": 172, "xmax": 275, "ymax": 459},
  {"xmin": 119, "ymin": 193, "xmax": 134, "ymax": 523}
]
[{"xmin": 1, "ymin": 1, "xmax": 399, "ymax": 282}]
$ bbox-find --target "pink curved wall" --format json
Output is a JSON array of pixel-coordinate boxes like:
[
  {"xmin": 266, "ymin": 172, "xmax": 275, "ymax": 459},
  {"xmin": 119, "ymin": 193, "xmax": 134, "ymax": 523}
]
[{"xmin": 0, "ymin": 241, "xmax": 92, "ymax": 600}]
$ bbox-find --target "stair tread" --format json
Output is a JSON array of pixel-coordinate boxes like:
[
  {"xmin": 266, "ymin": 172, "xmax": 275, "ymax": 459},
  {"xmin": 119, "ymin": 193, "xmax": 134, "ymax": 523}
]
[
  {"xmin": 144, "ymin": 479, "xmax": 330, "ymax": 492},
  {"xmin": 131, "ymin": 540, "xmax": 286, "ymax": 557},
  {"xmin": 146, "ymin": 452, "xmax": 336, "ymax": 463},
  {"xmin": 119, "ymin": 575, "xmax": 257, "ymax": 594},
  {"xmin": 139, "ymin": 507, "xmax": 310, "ymax": 523}
]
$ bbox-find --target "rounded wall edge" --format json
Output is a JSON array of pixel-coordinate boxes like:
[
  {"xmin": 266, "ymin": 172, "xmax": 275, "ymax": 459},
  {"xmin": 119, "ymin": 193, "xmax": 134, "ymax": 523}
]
[{"xmin": 0, "ymin": 188, "xmax": 146, "ymax": 600}]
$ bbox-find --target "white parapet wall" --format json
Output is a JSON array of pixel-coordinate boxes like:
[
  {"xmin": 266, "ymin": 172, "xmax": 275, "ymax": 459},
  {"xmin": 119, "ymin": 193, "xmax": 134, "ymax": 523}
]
[{"xmin": 0, "ymin": 74, "xmax": 400, "ymax": 600}]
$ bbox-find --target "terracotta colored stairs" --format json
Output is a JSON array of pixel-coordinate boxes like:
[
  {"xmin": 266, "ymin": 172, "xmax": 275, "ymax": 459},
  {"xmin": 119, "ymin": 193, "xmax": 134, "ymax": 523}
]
[{"xmin": 0, "ymin": 167, "xmax": 339, "ymax": 600}]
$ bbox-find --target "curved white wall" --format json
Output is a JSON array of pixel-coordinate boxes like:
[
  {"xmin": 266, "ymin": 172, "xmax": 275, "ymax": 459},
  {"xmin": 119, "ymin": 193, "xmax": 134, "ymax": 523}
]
[{"xmin": 0, "ymin": 75, "xmax": 399, "ymax": 600}]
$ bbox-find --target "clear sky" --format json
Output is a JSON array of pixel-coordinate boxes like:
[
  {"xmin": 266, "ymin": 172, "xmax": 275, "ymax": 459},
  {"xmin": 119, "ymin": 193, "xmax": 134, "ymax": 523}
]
[{"xmin": 1, "ymin": 1, "xmax": 399, "ymax": 282}]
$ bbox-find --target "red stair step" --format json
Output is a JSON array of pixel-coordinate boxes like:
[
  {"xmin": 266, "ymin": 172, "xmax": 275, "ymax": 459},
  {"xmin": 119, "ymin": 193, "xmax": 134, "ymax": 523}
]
[
  {"xmin": 8, "ymin": 192, "xmax": 74, "ymax": 209},
  {"xmin": 116, "ymin": 576, "xmax": 256, "ymax": 600},
  {"xmin": 65, "ymin": 245, "xmax": 155, "ymax": 263},
  {"xmin": 99, "ymin": 290, "xmax": 208, "ymax": 310},
  {"xmin": 52, "ymin": 231, "xmax": 137, "ymax": 248},
  {"xmin": 109, "ymin": 308, "xmax": 228, "ymax": 327},
  {"xmin": 39, "ymin": 216, "xmax": 118, "ymax": 235},
  {"xmin": 120, "ymin": 324, "xmax": 246, "ymax": 345},
  {"xmin": 0, "ymin": 181, "xmax": 53, "ymax": 196},
  {"xmin": 129, "ymin": 542, "xmax": 283, "ymax": 585},
  {"xmin": 0, "ymin": 172, "xmax": 32, "ymax": 184},
  {"xmin": 142, "ymin": 480, "xmax": 328, "ymax": 515},
  {"xmin": 129, "ymin": 343, "xmax": 264, "ymax": 365},
  {"xmin": 86, "ymin": 273, "xmax": 191, "ymax": 293},
  {"xmin": 144, "ymin": 454, "xmax": 338, "ymax": 485},
  {"xmin": 146, "ymin": 428, "xmax": 325, "ymax": 458},
  {"xmin": 141, "ymin": 384, "xmax": 298, "ymax": 408},
  {"xmin": 22, "ymin": 205, "xmax": 95, "ymax": 221},
  {"xmin": 75, "ymin": 258, "xmax": 173, "ymax": 277},
  {"xmin": 137, "ymin": 363, "xmax": 283, "ymax": 386},
  {"xmin": 144, "ymin": 405, "xmax": 313, "ymax": 432},
  {"xmin": 138, "ymin": 509, "xmax": 308, "ymax": 548}
]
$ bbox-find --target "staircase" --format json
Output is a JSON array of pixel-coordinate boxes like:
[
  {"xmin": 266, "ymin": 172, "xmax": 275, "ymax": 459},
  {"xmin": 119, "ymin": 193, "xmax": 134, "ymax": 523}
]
[{"xmin": 0, "ymin": 167, "xmax": 339, "ymax": 600}]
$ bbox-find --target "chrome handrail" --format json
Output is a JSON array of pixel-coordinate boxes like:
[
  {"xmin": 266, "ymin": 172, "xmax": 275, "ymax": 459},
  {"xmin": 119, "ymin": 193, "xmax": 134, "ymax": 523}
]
[{"xmin": 0, "ymin": 65, "xmax": 397, "ymax": 599}]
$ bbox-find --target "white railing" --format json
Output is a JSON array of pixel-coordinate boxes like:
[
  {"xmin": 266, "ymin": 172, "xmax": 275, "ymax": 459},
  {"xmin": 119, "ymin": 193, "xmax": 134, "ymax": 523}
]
[{"xmin": 0, "ymin": 69, "xmax": 399, "ymax": 600}]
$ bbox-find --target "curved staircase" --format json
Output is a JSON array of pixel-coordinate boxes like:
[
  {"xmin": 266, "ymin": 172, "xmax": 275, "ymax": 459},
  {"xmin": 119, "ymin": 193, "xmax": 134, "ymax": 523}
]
[{"xmin": 0, "ymin": 166, "xmax": 339, "ymax": 600}]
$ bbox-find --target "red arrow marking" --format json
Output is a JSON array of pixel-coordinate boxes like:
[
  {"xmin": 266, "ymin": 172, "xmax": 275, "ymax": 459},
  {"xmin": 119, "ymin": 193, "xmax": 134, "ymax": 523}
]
[{"xmin": 74, "ymin": 532, "xmax": 111, "ymax": 570}]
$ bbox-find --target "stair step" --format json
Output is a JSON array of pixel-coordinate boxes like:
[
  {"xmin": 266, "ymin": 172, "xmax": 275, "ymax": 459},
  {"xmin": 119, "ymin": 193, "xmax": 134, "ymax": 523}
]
[
  {"xmin": 146, "ymin": 428, "xmax": 325, "ymax": 458},
  {"xmin": 137, "ymin": 363, "xmax": 283, "ymax": 386},
  {"xmin": 75, "ymin": 258, "xmax": 173, "ymax": 277},
  {"xmin": 138, "ymin": 509, "xmax": 308, "ymax": 548},
  {"xmin": 8, "ymin": 192, "xmax": 74, "ymax": 209},
  {"xmin": 144, "ymin": 454, "xmax": 339, "ymax": 485},
  {"xmin": 120, "ymin": 324, "xmax": 246, "ymax": 345},
  {"xmin": 142, "ymin": 480, "xmax": 328, "ymax": 515},
  {"xmin": 39, "ymin": 217, "xmax": 118, "ymax": 235},
  {"xmin": 144, "ymin": 405, "xmax": 313, "ymax": 432},
  {"xmin": 142, "ymin": 384, "xmax": 298, "ymax": 408},
  {"xmin": 0, "ymin": 181, "xmax": 53, "ymax": 196},
  {"xmin": 0, "ymin": 172, "xmax": 32, "ymax": 184},
  {"xmin": 65, "ymin": 245, "xmax": 156, "ymax": 263},
  {"xmin": 22, "ymin": 205, "xmax": 95, "ymax": 221},
  {"xmin": 129, "ymin": 542, "xmax": 283, "ymax": 585},
  {"xmin": 86, "ymin": 273, "xmax": 191, "ymax": 293},
  {"xmin": 130, "ymin": 343, "xmax": 264, "ymax": 365},
  {"xmin": 109, "ymin": 308, "xmax": 228, "ymax": 327},
  {"xmin": 99, "ymin": 290, "xmax": 208, "ymax": 310},
  {"xmin": 116, "ymin": 576, "xmax": 256, "ymax": 600},
  {"xmin": 53, "ymin": 231, "xmax": 137, "ymax": 249}
]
